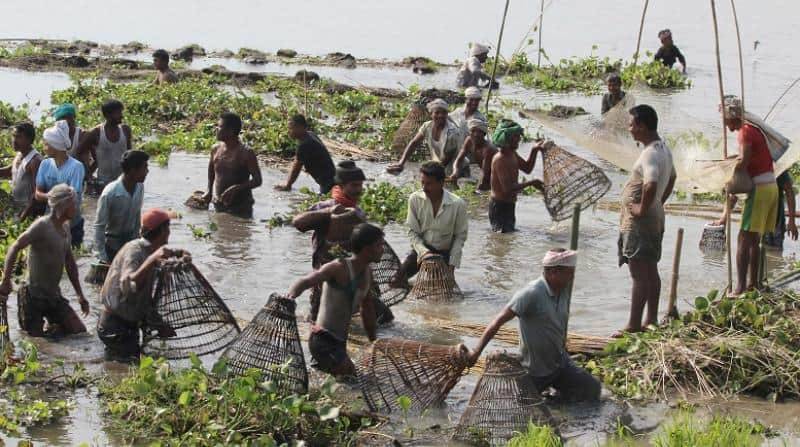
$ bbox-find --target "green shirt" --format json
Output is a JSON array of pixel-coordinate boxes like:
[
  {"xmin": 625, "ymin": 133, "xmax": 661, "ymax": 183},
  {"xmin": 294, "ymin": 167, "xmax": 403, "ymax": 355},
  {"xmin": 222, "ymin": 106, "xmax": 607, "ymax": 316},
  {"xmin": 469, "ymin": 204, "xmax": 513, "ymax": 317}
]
[{"xmin": 508, "ymin": 276, "xmax": 570, "ymax": 377}]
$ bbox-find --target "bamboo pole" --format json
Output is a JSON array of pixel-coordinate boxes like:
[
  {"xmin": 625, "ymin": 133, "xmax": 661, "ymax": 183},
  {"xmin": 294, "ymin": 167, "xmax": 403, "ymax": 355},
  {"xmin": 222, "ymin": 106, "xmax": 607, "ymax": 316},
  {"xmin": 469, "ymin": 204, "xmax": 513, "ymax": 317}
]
[
  {"xmin": 632, "ymin": 0, "xmax": 650, "ymax": 67},
  {"xmin": 485, "ymin": 0, "xmax": 511, "ymax": 116},
  {"xmin": 536, "ymin": 0, "xmax": 545, "ymax": 68},
  {"xmin": 730, "ymin": 0, "xmax": 745, "ymax": 111},
  {"xmin": 667, "ymin": 228, "xmax": 684, "ymax": 319},
  {"xmin": 564, "ymin": 203, "xmax": 581, "ymax": 345},
  {"xmin": 764, "ymin": 77, "xmax": 800, "ymax": 122},
  {"xmin": 710, "ymin": 0, "xmax": 733, "ymax": 293}
]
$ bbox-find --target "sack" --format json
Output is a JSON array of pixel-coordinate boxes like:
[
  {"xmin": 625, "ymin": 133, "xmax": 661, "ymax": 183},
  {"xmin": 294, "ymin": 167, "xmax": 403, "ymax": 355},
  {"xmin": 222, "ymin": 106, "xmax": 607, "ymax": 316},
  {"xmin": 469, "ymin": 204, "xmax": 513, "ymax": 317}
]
[{"xmin": 725, "ymin": 165, "xmax": 754, "ymax": 194}]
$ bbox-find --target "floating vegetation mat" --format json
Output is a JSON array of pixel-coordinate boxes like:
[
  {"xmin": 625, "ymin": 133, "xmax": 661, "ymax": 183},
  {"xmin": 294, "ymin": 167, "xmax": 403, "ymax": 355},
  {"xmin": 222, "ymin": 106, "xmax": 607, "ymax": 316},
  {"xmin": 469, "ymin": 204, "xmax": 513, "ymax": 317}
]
[{"xmin": 579, "ymin": 289, "xmax": 800, "ymax": 400}]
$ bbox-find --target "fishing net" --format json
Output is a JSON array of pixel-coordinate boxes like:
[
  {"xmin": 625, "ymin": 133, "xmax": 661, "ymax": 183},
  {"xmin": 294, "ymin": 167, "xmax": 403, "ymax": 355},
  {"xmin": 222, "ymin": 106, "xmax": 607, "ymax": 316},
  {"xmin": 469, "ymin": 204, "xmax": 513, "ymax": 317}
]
[
  {"xmin": 358, "ymin": 338, "xmax": 469, "ymax": 414},
  {"xmin": 391, "ymin": 101, "xmax": 428, "ymax": 156},
  {"xmin": 408, "ymin": 255, "xmax": 464, "ymax": 302},
  {"xmin": 699, "ymin": 223, "xmax": 726, "ymax": 251},
  {"xmin": 452, "ymin": 352, "xmax": 555, "ymax": 446},
  {"xmin": 541, "ymin": 141, "xmax": 612, "ymax": 221},
  {"xmin": 369, "ymin": 242, "xmax": 409, "ymax": 307},
  {"xmin": 221, "ymin": 293, "xmax": 308, "ymax": 395},
  {"xmin": 1, "ymin": 300, "xmax": 10, "ymax": 370},
  {"xmin": 184, "ymin": 190, "xmax": 209, "ymax": 210},
  {"xmin": 142, "ymin": 258, "xmax": 241, "ymax": 360}
]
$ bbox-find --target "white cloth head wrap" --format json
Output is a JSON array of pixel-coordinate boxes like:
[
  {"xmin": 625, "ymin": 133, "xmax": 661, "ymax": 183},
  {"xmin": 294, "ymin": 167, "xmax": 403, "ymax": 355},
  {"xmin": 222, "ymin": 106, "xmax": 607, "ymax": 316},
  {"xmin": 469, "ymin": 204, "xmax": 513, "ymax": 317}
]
[
  {"xmin": 722, "ymin": 95, "xmax": 743, "ymax": 120},
  {"xmin": 542, "ymin": 249, "xmax": 578, "ymax": 268},
  {"xmin": 426, "ymin": 98, "xmax": 449, "ymax": 113},
  {"xmin": 47, "ymin": 184, "xmax": 75, "ymax": 212},
  {"xmin": 42, "ymin": 120, "xmax": 72, "ymax": 151},
  {"xmin": 464, "ymin": 87, "xmax": 482, "ymax": 99},
  {"xmin": 470, "ymin": 43, "xmax": 490, "ymax": 57},
  {"xmin": 467, "ymin": 118, "xmax": 488, "ymax": 133}
]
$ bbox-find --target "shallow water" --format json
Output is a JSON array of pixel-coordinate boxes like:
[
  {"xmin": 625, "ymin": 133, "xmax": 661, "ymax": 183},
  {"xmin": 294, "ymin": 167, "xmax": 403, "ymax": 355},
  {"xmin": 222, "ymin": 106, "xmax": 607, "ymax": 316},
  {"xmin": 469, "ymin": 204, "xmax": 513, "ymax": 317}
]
[{"xmin": 3, "ymin": 2, "xmax": 800, "ymax": 442}]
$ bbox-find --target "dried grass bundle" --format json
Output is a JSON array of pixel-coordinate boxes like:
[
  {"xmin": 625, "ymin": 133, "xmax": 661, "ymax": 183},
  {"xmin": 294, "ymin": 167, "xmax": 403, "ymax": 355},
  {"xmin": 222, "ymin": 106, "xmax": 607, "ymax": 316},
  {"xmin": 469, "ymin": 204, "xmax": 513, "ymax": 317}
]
[
  {"xmin": 452, "ymin": 352, "xmax": 555, "ymax": 446},
  {"xmin": 358, "ymin": 337, "xmax": 469, "ymax": 414},
  {"xmin": 142, "ymin": 258, "xmax": 240, "ymax": 360},
  {"xmin": 221, "ymin": 293, "xmax": 308, "ymax": 395},
  {"xmin": 408, "ymin": 255, "xmax": 463, "ymax": 302},
  {"xmin": 541, "ymin": 142, "xmax": 612, "ymax": 221}
]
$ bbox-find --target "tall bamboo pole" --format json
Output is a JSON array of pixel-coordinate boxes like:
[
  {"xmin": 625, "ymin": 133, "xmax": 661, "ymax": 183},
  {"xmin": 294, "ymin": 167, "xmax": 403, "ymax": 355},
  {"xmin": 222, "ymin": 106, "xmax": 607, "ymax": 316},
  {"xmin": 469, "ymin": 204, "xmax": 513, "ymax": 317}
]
[
  {"xmin": 536, "ymin": 0, "xmax": 545, "ymax": 68},
  {"xmin": 564, "ymin": 203, "xmax": 581, "ymax": 345},
  {"xmin": 485, "ymin": 0, "xmax": 511, "ymax": 116},
  {"xmin": 667, "ymin": 228, "xmax": 684, "ymax": 319},
  {"xmin": 632, "ymin": 0, "xmax": 650, "ymax": 67},
  {"xmin": 710, "ymin": 0, "xmax": 733, "ymax": 293}
]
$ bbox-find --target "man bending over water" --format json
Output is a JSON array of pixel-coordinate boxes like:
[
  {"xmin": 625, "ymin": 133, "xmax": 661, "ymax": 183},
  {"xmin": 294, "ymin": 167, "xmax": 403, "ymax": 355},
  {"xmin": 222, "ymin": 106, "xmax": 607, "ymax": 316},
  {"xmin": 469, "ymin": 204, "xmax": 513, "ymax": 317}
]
[
  {"xmin": 202, "ymin": 112, "xmax": 262, "ymax": 217},
  {"xmin": 275, "ymin": 114, "xmax": 336, "ymax": 194}
]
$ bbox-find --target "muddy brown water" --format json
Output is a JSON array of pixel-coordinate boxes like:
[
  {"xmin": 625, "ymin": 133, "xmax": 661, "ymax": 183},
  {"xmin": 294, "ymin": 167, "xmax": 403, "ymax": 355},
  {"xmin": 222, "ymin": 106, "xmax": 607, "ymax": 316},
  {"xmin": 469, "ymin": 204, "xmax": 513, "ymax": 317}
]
[{"xmin": 3, "ymin": 1, "xmax": 800, "ymax": 441}]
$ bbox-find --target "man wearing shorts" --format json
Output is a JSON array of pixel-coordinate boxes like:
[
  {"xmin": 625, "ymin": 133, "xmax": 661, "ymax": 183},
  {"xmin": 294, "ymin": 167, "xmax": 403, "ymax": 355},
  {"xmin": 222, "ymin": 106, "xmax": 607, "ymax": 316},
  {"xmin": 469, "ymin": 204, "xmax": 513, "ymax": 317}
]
[
  {"xmin": 722, "ymin": 96, "xmax": 779, "ymax": 294},
  {"xmin": 617, "ymin": 105, "xmax": 676, "ymax": 335},
  {"xmin": 286, "ymin": 223, "xmax": 383, "ymax": 377}
]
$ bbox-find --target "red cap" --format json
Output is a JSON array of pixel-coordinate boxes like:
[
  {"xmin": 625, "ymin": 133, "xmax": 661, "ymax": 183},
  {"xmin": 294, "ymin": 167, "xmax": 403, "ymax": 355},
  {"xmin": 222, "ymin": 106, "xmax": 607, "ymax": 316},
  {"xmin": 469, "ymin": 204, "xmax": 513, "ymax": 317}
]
[{"xmin": 141, "ymin": 208, "xmax": 171, "ymax": 232}]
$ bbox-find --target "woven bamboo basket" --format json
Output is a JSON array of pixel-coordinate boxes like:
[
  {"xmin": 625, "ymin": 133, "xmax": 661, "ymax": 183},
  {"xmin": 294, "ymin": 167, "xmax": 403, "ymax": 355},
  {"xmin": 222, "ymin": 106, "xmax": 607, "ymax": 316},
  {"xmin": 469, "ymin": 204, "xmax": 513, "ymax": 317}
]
[
  {"xmin": 184, "ymin": 190, "xmax": 209, "ymax": 210},
  {"xmin": 142, "ymin": 258, "xmax": 241, "ymax": 360},
  {"xmin": 1, "ymin": 301, "xmax": 10, "ymax": 369},
  {"xmin": 542, "ymin": 142, "xmax": 612, "ymax": 222},
  {"xmin": 358, "ymin": 337, "xmax": 469, "ymax": 414},
  {"xmin": 408, "ymin": 255, "xmax": 463, "ymax": 302},
  {"xmin": 699, "ymin": 223, "xmax": 726, "ymax": 251},
  {"xmin": 84, "ymin": 262, "xmax": 109, "ymax": 285},
  {"xmin": 452, "ymin": 352, "xmax": 555, "ymax": 446},
  {"xmin": 221, "ymin": 293, "xmax": 308, "ymax": 394},
  {"xmin": 391, "ymin": 101, "xmax": 429, "ymax": 156},
  {"xmin": 370, "ymin": 242, "xmax": 410, "ymax": 307}
]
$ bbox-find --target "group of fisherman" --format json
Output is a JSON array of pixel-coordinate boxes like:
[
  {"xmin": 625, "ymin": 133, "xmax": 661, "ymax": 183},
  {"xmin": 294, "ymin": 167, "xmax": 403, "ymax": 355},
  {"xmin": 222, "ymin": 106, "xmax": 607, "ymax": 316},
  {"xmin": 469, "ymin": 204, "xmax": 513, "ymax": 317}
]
[{"xmin": 0, "ymin": 34, "xmax": 794, "ymax": 403}]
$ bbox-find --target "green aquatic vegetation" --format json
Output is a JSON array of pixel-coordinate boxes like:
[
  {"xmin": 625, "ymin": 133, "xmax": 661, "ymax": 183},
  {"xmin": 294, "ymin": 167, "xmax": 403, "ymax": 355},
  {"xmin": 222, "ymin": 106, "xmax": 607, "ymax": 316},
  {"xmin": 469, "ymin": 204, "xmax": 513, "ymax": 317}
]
[
  {"xmin": 579, "ymin": 289, "xmax": 800, "ymax": 400},
  {"xmin": 653, "ymin": 413, "xmax": 772, "ymax": 447},
  {"xmin": 0, "ymin": 44, "xmax": 49, "ymax": 60},
  {"xmin": 622, "ymin": 59, "xmax": 691, "ymax": 90},
  {"xmin": 359, "ymin": 181, "xmax": 413, "ymax": 224},
  {"xmin": 506, "ymin": 422, "xmax": 562, "ymax": 447},
  {"xmin": 101, "ymin": 355, "xmax": 368, "ymax": 446}
]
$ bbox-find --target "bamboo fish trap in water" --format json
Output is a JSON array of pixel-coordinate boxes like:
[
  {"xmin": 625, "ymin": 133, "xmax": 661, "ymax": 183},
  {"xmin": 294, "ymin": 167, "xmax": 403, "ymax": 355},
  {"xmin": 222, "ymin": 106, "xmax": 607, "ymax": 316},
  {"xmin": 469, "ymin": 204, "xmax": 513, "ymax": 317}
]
[
  {"xmin": 541, "ymin": 142, "xmax": 612, "ymax": 221},
  {"xmin": 452, "ymin": 352, "xmax": 556, "ymax": 446},
  {"xmin": 184, "ymin": 190, "xmax": 209, "ymax": 210},
  {"xmin": 358, "ymin": 338, "xmax": 470, "ymax": 414},
  {"xmin": 369, "ymin": 242, "xmax": 410, "ymax": 307},
  {"xmin": 408, "ymin": 255, "xmax": 463, "ymax": 302},
  {"xmin": 221, "ymin": 293, "xmax": 308, "ymax": 395},
  {"xmin": 142, "ymin": 258, "xmax": 240, "ymax": 360},
  {"xmin": 699, "ymin": 223, "xmax": 726, "ymax": 251},
  {"xmin": 391, "ymin": 101, "xmax": 429, "ymax": 156}
]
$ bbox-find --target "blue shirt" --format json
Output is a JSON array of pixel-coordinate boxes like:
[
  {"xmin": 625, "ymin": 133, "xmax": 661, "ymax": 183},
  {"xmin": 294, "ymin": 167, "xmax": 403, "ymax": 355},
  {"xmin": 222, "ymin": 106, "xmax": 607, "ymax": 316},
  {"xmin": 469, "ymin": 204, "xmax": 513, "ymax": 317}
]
[
  {"xmin": 35, "ymin": 156, "xmax": 85, "ymax": 221},
  {"xmin": 94, "ymin": 177, "xmax": 144, "ymax": 262}
]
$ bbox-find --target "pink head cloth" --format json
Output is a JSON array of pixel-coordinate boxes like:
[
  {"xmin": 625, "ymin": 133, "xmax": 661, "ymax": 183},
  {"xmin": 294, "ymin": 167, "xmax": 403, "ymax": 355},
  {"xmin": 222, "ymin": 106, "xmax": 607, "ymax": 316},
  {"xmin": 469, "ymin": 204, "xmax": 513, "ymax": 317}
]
[{"xmin": 542, "ymin": 249, "xmax": 578, "ymax": 268}]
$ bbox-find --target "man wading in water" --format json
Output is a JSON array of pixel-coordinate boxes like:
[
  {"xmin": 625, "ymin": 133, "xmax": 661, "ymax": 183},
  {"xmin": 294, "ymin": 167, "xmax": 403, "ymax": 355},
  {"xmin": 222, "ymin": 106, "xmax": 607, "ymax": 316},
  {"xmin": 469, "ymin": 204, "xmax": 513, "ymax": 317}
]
[
  {"xmin": 292, "ymin": 160, "xmax": 393, "ymax": 323},
  {"xmin": 0, "ymin": 185, "xmax": 90, "ymax": 337},
  {"xmin": 201, "ymin": 112, "xmax": 262, "ymax": 217},
  {"xmin": 287, "ymin": 223, "xmax": 384, "ymax": 378},
  {"xmin": 97, "ymin": 208, "xmax": 182, "ymax": 359},
  {"xmin": 400, "ymin": 161, "xmax": 468, "ymax": 279},
  {"xmin": 152, "ymin": 49, "xmax": 179, "ymax": 85},
  {"xmin": 601, "ymin": 73, "xmax": 626, "ymax": 115},
  {"xmin": 467, "ymin": 249, "xmax": 601, "ymax": 402},
  {"xmin": 654, "ymin": 29, "xmax": 687, "ymax": 74},
  {"xmin": 489, "ymin": 120, "xmax": 544, "ymax": 233},
  {"xmin": 77, "ymin": 99, "xmax": 132, "ymax": 189},
  {"xmin": 0, "ymin": 122, "xmax": 43, "ymax": 219},
  {"xmin": 448, "ymin": 118, "xmax": 496, "ymax": 191},
  {"xmin": 53, "ymin": 103, "xmax": 87, "ymax": 167},
  {"xmin": 387, "ymin": 99, "xmax": 467, "ymax": 177},
  {"xmin": 275, "ymin": 114, "xmax": 335, "ymax": 194},
  {"xmin": 449, "ymin": 87, "xmax": 487, "ymax": 137},
  {"xmin": 617, "ymin": 105, "xmax": 676, "ymax": 335},
  {"xmin": 456, "ymin": 43, "xmax": 495, "ymax": 89}
]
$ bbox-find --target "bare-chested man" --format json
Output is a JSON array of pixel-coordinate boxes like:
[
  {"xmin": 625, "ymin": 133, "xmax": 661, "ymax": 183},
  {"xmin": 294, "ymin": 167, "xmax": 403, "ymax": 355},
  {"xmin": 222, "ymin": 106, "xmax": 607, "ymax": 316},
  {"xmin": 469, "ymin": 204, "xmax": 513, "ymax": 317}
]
[
  {"xmin": 448, "ymin": 118, "xmax": 496, "ymax": 191},
  {"xmin": 201, "ymin": 112, "xmax": 262, "ymax": 217},
  {"xmin": 490, "ymin": 120, "xmax": 544, "ymax": 233},
  {"xmin": 153, "ymin": 49, "xmax": 179, "ymax": 85},
  {"xmin": 77, "ymin": 99, "xmax": 132, "ymax": 189}
]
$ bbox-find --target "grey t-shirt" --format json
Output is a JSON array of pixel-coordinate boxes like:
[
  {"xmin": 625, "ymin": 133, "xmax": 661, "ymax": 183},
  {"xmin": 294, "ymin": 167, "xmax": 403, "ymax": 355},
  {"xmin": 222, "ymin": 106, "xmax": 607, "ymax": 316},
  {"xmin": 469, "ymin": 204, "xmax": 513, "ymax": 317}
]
[
  {"xmin": 25, "ymin": 216, "xmax": 71, "ymax": 299},
  {"xmin": 101, "ymin": 238, "xmax": 157, "ymax": 324},
  {"xmin": 507, "ymin": 276, "xmax": 570, "ymax": 377}
]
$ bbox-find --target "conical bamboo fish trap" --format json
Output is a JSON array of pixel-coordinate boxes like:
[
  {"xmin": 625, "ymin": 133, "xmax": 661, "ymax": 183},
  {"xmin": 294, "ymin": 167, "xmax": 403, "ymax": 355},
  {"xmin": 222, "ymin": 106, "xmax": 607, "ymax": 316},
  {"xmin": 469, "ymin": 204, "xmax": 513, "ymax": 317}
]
[
  {"xmin": 142, "ymin": 258, "xmax": 241, "ymax": 360},
  {"xmin": 391, "ymin": 101, "xmax": 429, "ymax": 156},
  {"xmin": 408, "ymin": 255, "xmax": 463, "ymax": 302},
  {"xmin": 221, "ymin": 293, "xmax": 308, "ymax": 394},
  {"xmin": 184, "ymin": 190, "xmax": 209, "ymax": 210},
  {"xmin": 452, "ymin": 352, "xmax": 556, "ymax": 446},
  {"xmin": 370, "ymin": 242, "xmax": 410, "ymax": 307},
  {"xmin": 358, "ymin": 337, "xmax": 470, "ymax": 414},
  {"xmin": 1, "ymin": 301, "xmax": 10, "ymax": 369},
  {"xmin": 699, "ymin": 223, "xmax": 726, "ymax": 251},
  {"xmin": 542, "ymin": 142, "xmax": 612, "ymax": 221}
]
